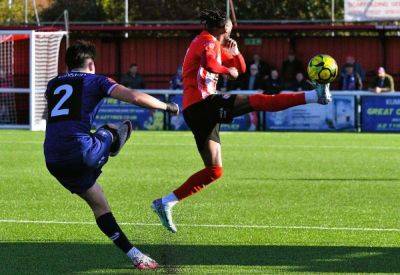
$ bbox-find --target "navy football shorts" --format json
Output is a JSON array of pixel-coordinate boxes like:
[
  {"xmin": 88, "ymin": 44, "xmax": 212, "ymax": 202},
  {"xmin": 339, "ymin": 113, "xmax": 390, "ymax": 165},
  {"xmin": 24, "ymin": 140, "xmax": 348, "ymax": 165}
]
[{"xmin": 46, "ymin": 129, "xmax": 113, "ymax": 194}]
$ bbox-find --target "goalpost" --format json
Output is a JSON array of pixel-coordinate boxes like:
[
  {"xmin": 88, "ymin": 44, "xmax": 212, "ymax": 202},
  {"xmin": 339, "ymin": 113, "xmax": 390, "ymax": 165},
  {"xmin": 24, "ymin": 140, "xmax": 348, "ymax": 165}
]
[{"xmin": 0, "ymin": 30, "xmax": 66, "ymax": 130}]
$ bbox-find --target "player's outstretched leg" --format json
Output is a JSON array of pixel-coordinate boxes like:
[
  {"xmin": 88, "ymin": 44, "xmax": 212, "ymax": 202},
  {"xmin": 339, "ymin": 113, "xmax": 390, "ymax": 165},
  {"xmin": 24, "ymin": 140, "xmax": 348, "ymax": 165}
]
[
  {"xmin": 97, "ymin": 120, "xmax": 133, "ymax": 157},
  {"xmin": 247, "ymin": 83, "xmax": 331, "ymax": 113},
  {"xmin": 80, "ymin": 183, "xmax": 158, "ymax": 270}
]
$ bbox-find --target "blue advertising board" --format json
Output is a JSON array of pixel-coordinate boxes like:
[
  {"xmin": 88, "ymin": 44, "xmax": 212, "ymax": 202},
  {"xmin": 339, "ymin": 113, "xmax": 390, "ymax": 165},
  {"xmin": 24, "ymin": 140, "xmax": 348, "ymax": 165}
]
[
  {"xmin": 361, "ymin": 96, "xmax": 400, "ymax": 132},
  {"xmin": 168, "ymin": 94, "xmax": 258, "ymax": 131},
  {"xmin": 265, "ymin": 95, "xmax": 356, "ymax": 131},
  {"xmin": 93, "ymin": 96, "xmax": 166, "ymax": 130}
]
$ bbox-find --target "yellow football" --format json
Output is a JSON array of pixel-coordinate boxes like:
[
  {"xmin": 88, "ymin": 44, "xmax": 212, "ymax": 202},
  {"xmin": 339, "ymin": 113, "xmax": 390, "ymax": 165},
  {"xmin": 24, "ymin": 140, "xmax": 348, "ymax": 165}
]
[{"xmin": 307, "ymin": 54, "xmax": 338, "ymax": 84}]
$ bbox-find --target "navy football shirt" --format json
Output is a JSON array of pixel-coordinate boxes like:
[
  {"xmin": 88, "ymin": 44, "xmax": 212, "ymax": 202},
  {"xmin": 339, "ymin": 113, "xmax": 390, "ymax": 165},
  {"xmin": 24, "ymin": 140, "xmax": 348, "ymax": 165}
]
[{"xmin": 44, "ymin": 72, "xmax": 118, "ymax": 162}]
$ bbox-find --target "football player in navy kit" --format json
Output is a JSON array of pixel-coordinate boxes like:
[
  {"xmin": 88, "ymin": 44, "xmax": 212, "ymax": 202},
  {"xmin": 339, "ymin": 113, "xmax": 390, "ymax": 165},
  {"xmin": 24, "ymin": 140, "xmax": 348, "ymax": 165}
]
[{"xmin": 44, "ymin": 41, "xmax": 179, "ymax": 270}]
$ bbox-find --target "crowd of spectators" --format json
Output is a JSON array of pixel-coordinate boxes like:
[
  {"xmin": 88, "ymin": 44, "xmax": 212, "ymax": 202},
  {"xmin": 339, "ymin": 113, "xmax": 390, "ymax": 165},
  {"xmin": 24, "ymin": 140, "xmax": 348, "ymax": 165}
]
[
  {"xmin": 214, "ymin": 51, "xmax": 318, "ymax": 94},
  {"xmin": 122, "ymin": 54, "xmax": 396, "ymax": 93},
  {"xmin": 180, "ymin": 53, "xmax": 396, "ymax": 93},
  {"xmin": 217, "ymin": 52, "xmax": 397, "ymax": 94}
]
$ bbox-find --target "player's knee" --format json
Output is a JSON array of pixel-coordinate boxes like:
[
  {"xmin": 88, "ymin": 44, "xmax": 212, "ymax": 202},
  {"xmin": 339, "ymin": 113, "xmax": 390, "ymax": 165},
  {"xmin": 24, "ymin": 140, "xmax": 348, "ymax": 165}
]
[
  {"xmin": 207, "ymin": 166, "xmax": 223, "ymax": 181},
  {"xmin": 96, "ymin": 127, "xmax": 114, "ymax": 144}
]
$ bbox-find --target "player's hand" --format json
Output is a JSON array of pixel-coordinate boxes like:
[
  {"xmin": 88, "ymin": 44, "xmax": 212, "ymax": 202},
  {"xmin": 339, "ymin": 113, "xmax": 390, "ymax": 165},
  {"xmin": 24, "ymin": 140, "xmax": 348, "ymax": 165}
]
[
  {"xmin": 228, "ymin": 67, "xmax": 239, "ymax": 79},
  {"xmin": 225, "ymin": 38, "xmax": 240, "ymax": 55},
  {"xmin": 166, "ymin": 102, "xmax": 179, "ymax": 116}
]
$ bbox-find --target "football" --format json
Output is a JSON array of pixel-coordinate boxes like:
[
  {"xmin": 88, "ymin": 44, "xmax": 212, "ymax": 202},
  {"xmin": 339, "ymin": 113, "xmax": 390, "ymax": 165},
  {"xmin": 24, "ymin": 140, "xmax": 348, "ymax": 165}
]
[{"xmin": 307, "ymin": 54, "xmax": 338, "ymax": 84}]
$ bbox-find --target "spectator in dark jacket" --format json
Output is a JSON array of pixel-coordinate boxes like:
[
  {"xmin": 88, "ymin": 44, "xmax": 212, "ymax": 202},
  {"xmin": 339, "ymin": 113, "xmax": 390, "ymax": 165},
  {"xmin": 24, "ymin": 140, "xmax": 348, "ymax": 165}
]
[
  {"xmin": 290, "ymin": 72, "xmax": 314, "ymax": 91},
  {"xmin": 170, "ymin": 66, "xmax": 183, "ymax": 90},
  {"xmin": 281, "ymin": 50, "xmax": 304, "ymax": 89},
  {"xmin": 340, "ymin": 64, "xmax": 363, "ymax": 90},
  {"xmin": 340, "ymin": 55, "xmax": 366, "ymax": 82},
  {"xmin": 369, "ymin": 67, "xmax": 395, "ymax": 93},
  {"xmin": 121, "ymin": 63, "xmax": 145, "ymax": 89},
  {"xmin": 249, "ymin": 54, "xmax": 270, "ymax": 79},
  {"xmin": 241, "ymin": 64, "xmax": 263, "ymax": 90},
  {"xmin": 262, "ymin": 69, "xmax": 283, "ymax": 95}
]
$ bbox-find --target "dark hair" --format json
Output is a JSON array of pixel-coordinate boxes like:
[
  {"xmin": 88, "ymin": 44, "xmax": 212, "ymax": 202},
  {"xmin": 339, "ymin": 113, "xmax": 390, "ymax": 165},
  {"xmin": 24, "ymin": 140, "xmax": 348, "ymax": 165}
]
[
  {"xmin": 65, "ymin": 41, "xmax": 96, "ymax": 70},
  {"xmin": 200, "ymin": 9, "xmax": 227, "ymax": 30},
  {"xmin": 130, "ymin": 63, "xmax": 138, "ymax": 68}
]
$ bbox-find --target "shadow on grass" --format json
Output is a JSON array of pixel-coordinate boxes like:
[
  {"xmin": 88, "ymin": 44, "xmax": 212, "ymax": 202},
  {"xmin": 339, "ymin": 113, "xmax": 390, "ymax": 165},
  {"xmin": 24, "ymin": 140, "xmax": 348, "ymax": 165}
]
[{"xmin": 0, "ymin": 243, "xmax": 399, "ymax": 273}]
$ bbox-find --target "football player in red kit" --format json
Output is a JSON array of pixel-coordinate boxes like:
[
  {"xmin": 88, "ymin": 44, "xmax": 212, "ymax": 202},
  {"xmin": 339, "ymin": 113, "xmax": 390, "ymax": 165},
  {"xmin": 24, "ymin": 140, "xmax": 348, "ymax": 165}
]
[{"xmin": 152, "ymin": 10, "xmax": 331, "ymax": 233}]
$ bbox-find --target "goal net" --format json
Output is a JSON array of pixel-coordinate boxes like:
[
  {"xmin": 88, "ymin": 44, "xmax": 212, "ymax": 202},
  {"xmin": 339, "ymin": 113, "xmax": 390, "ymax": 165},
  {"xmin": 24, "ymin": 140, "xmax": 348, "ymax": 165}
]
[
  {"xmin": 0, "ymin": 30, "xmax": 66, "ymax": 130},
  {"xmin": 0, "ymin": 34, "xmax": 19, "ymax": 126}
]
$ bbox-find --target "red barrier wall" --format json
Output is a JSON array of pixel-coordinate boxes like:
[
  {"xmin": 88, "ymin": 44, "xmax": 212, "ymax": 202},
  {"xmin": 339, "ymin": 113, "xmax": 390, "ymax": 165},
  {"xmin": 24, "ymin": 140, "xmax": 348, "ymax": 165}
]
[
  {"xmin": 120, "ymin": 37, "xmax": 191, "ymax": 88},
  {"xmin": 48, "ymin": 35, "xmax": 400, "ymax": 90},
  {"xmin": 386, "ymin": 38, "xmax": 400, "ymax": 75}
]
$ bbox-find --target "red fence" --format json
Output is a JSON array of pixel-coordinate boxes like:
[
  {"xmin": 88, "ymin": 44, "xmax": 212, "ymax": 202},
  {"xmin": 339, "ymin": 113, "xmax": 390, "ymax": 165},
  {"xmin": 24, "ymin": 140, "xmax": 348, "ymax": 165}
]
[{"xmin": 16, "ymin": 35, "xmax": 398, "ymax": 90}]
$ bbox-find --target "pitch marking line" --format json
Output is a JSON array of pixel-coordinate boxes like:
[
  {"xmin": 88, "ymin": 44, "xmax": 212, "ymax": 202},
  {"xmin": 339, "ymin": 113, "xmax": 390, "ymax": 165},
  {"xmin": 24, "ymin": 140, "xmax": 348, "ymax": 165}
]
[
  {"xmin": 2, "ymin": 141, "xmax": 400, "ymax": 151},
  {"xmin": 0, "ymin": 219, "xmax": 399, "ymax": 233}
]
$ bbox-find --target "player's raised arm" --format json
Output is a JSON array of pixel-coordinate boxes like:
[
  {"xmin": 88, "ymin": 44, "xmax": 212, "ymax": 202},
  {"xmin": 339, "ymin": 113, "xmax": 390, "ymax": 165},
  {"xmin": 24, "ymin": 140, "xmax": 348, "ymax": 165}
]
[
  {"xmin": 110, "ymin": 85, "xmax": 179, "ymax": 115},
  {"xmin": 200, "ymin": 44, "xmax": 238, "ymax": 79},
  {"xmin": 222, "ymin": 38, "xmax": 246, "ymax": 74}
]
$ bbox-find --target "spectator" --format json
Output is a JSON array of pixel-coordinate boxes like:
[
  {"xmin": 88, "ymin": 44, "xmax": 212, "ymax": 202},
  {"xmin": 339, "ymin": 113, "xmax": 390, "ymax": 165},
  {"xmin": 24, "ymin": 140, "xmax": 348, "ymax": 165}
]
[
  {"xmin": 241, "ymin": 64, "xmax": 263, "ymax": 90},
  {"xmin": 121, "ymin": 63, "xmax": 145, "ymax": 89},
  {"xmin": 217, "ymin": 75, "xmax": 237, "ymax": 92},
  {"xmin": 262, "ymin": 69, "xmax": 283, "ymax": 95},
  {"xmin": 281, "ymin": 50, "xmax": 304, "ymax": 88},
  {"xmin": 340, "ymin": 55, "xmax": 366, "ymax": 81},
  {"xmin": 290, "ymin": 72, "xmax": 314, "ymax": 91},
  {"xmin": 249, "ymin": 54, "xmax": 270, "ymax": 79},
  {"xmin": 340, "ymin": 64, "xmax": 363, "ymax": 90},
  {"xmin": 170, "ymin": 66, "xmax": 183, "ymax": 90},
  {"xmin": 369, "ymin": 67, "xmax": 395, "ymax": 93}
]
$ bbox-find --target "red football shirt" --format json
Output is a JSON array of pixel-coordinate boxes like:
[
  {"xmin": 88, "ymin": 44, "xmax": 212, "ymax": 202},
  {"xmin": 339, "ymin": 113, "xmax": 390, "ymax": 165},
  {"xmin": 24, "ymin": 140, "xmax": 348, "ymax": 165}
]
[{"xmin": 182, "ymin": 31, "xmax": 246, "ymax": 109}]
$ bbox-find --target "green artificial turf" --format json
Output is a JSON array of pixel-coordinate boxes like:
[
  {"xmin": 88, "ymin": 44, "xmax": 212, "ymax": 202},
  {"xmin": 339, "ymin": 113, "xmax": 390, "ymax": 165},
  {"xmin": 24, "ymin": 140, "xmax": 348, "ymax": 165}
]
[{"xmin": 0, "ymin": 130, "xmax": 399, "ymax": 274}]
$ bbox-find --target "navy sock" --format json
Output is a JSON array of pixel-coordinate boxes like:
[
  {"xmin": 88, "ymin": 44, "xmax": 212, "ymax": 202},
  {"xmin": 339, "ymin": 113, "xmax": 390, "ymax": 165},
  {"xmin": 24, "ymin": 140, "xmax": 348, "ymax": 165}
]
[{"xmin": 96, "ymin": 212, "xmax": 133, "ymax": 253}]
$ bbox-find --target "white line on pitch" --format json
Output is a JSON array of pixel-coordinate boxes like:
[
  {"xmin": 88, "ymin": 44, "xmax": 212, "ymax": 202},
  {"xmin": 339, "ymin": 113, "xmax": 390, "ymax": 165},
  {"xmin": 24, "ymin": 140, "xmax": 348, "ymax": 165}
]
[
  {"xmin": 1, "ymin": 141, "xmax": 400, "ymax": 151},
  {"xmin": 0, "ymin": 219, "xmax": 399, "ymax": 233}
]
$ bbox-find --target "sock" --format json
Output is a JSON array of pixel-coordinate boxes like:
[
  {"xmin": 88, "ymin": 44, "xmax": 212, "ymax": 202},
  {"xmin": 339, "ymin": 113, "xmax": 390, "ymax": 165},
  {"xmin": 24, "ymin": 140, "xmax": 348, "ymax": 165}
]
[
  {"xmin": 173, "ymin": 166, "xmax": 223, "ymax": 200},
  {"xmin": 162, "ymin": 192, "xmax": 179, "ymax": 207},
  {"xmin": 248, "ymin": 92, "xmax": 306, "ymax": 112},
  {"xmin": 96, "ymin": 212, "xmax": 133, "ymax": 253},
  {"xmin": 304, "ymin": 90, "xmax": 318, "ymax": 103}
]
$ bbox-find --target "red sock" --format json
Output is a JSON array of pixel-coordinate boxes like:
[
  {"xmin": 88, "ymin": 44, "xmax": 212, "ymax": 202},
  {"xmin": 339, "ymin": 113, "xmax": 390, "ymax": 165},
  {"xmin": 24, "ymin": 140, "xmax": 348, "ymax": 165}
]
[
  {"xmin": 173, "ymin": 166, "xmax": 223, "ymax": 200},
  {"xmin": 249, "ymin": 93, "xmax": 306, "ymax": 112}
]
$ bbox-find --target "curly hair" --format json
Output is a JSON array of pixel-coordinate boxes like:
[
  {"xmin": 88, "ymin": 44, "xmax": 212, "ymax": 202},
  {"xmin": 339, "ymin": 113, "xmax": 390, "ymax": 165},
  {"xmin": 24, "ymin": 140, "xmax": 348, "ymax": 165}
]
[{"xmin": 199, "ymin": 9, "xmax": 227, "ymax": 30}]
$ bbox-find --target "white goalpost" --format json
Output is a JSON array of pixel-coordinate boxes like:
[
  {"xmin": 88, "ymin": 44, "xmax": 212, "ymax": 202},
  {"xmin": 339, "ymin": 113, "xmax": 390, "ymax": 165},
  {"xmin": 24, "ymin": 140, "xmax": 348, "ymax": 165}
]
[{"xmin": 0, "ymin": 30, "xmax": 66, "ymax": 130}]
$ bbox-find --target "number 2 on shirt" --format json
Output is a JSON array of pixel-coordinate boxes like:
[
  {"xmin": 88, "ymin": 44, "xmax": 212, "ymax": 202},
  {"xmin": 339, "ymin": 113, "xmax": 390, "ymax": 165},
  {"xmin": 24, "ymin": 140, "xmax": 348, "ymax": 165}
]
[
  {"xmin": 50, "ymin": 84, "xmax": 73, "ymax": 117},
  {"xmin": 47, "ymin": 79, "xmax": 82, "ymax": 123}
]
